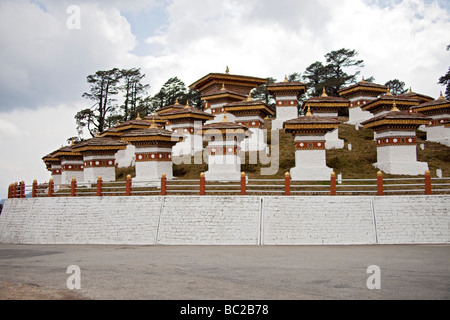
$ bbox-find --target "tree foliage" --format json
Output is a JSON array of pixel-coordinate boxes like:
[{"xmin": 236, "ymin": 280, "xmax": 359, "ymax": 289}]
[
  {"xmin": 120, "ymin": 68, "xmax": 150, "ymax": 121},
  {"xmin": 438, "ymin": 44, "xmax": 450, "ymax": 99},
  {"xmin": 303, "ymin": 48, "xmax": 365, "ymax": 97},
  {"xmin": 385, "ymin": 79, "xmax": 408, "ymax": 95},
  {"xmin": 76, "ymin": 68, "xmax": 122, "ymax": 137}
]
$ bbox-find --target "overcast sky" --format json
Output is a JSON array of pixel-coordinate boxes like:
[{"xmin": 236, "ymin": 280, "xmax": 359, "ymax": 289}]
[{"xmin": 0, "ymin": 0, "xmax": 449, "ymax": 199}]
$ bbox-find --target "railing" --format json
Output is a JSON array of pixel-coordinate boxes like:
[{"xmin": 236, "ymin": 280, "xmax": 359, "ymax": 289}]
[{"xmin": 6, "ymin": 171, "xmax": 450, "ymax": 199}]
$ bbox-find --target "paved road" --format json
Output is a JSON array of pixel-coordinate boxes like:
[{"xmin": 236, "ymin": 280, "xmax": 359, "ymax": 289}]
[{"xmin": 0, "ymin": 244, "xmax": 449, "ymax": 300}]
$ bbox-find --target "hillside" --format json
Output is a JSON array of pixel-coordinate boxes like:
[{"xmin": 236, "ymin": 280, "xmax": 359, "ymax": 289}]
[{"xmin": 117, "ymin": 118, "xmax": 450, "ymax": 181}]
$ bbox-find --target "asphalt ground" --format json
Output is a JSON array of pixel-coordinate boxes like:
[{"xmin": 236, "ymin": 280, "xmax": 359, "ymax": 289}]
[{"xmin": 0, "ymin": 244, "xmax": 449, "ymax": 301}]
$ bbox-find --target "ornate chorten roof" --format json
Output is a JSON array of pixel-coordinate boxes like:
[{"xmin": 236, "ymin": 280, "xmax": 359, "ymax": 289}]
[
  {"xmin": 189, "ymin": 68, "xmax": 268, "ymax": 96},
  {"xmin": 362, "ymin": 103, "xmax": 430, "ymax": 131},
  {"xmin": 361, "ymin": 88, "xmax": 420, "ymax": 114},
  {"xmin": 283, "ymin": 106, "xmax": 340, "ymax": 134},
  {"xmin": 224, "ymin": 94, "xmax": 275, "ymax": 117},
  {"xmin": 50, "ymin": 144, "xmax": 83, "ymax": 160},
  {"xmin": 410, "ymin": 92, "xmax": 450, "ymax": 115},
  {"xmin": 71, "ymin": 137, "xmax": 128, "ymax": 154},
  {"xmin": 121, "ymin": 123, "xmax": 183, "ymax": 147},
  {"xmin": 143, "ymin": 114, "xmax": 167, "ymax": 126},
  {"xmin": 155, "ymin": 99, "xmax": 186, "ymax": 115},
  {"xmin": 267, "ymin": 76, "xmax": 306, "ymax": 95},
  {"xmin": 397, "ymin": 88, "xmax": 434, "ymax": 104},
  {"xmin": 338, "ymin": 78, "xmax": 388, "ymax": 98},
  {"xmin": 99, "ymin": 115, "xmax": 152, "ymax": 138},
  {"xmin": 159, "ymin": 102, "xmax": 215, "ymax": 122},
  {"xmin": 302, "ymin": 88, "xmax": 349, "ymax": 112},
  {"xmin": 198, "ymin": 114, "xmax": 251, "ymax": 137}
]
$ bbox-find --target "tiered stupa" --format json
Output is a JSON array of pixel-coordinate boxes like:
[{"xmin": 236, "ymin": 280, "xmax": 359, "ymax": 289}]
[
  {"xmin": 283, "ymin": 108, "xmax": 340, "ymax": 181},
  {"xmin": 266, "ymin": 76, "xmax": 306, "ymax": 130},
  {"xmin": 224, "ymin": 93, "xmax": 275, "ymax": 151},
  {"xmin": 189, "ymin": 67, "xmax": 267, "ymax": 123},
  {"xmin": 42, "ymin": 150, "xmax": 62, "ymax": 186},
  {"xmin": 71, "ymin": 137, "xmax": 128, "ymax": 183},
  {"xmin": 51, "ymin": 144, "xmax": 84, "ymax": 185},
  {"xmin": 302, "ymin": 87, "xmax": 349, "ymax": 149},
  {"xmin": 361, "ymin": 87, "xmax": 420, "ymax": 116},
  {"xmin": 362, "ymin": 103, "xmax": 430, "ymax": 175},
  {"xmin": 338, "ymin": 78, "xmax": 387, "ymax": 125},
  {"xmin": 157, "ymin": 101, "xmax": 215, "ymax": 157},
  {"xmin": 397, "ymin": 87, "xmax": 435, "ymax": 104},
  {"xmin": 410, "ymin": 92, "xmax": 450, "ymax": 146},
  {"xmin": 99, "ymin": 115, "xmax": 153, "ymax": 168},
  {"xmin": 198, "ymin": 115, "xmax": 251, "ymax": 181},
  {"xmin": 121, "ymin": 122, "xmax": 183, "ymax": 182}
]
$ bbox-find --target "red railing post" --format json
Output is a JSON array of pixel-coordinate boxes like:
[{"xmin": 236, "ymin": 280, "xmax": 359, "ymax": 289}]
[
  {"xmin": 19, "ymin": 181, "xmax": 26, "ymax": 198},
  {"xmin": 32, "ymin": 180, "xmax": 37, "ymax": 198},
  {"xmin": 285, "ymin": 172, "xmax": 291, "ymax": 196},
  {"xmin": 96, "ymin": 176, "xmax": 103, "ymax": 197},
  {"xmin": 8, "ymin": 184, "xmax": 12, "ymax": 199},
  {"xmin": 241, "ymin": 172, "xmax": 246, "ymax": 195},
  {"xmin": 13, "ymin": 182, "xmax": 18, "ymax": 198},
  {"xmin": 70, "ymin": 178, "xmax": 77, "ymax": 197},
  {"xmin": 48, "ymin": 179, "xmax": 54, "ymax": 197},
  {"xmin": 377, "ymin": 171, "xmax": 384, "ymax": 196},
  {"xmin": 330, "ymin": 172, "xmax": 336, "ymax": 196},
  {"xmin": 200, "ymin": 172, "xmax": 206, "ymax": 196},
  {"xmin": 161, "ymin": 173, "xmax": 167, "ymax": 196},
  {"xmin": 125, "ymin": 175, "xmax": 132, "ymax": 196},
  {"xmin": 425, "ymin": 170, "xmax": 432, "ymax": 195}
]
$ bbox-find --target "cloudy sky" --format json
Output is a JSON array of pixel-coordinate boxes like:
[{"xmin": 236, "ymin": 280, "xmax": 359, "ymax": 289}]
[{"xmin": 0, "ymin": 0, "xmax": 449, "ymax": 199}]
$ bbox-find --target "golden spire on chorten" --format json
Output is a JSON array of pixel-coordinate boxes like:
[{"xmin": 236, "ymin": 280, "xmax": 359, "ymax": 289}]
[
  {"xmin": 409, "ymin": 87, "xmax": 413, "ymax": 93},
  {"xmin": 221, "ymin": 83, "xmax": 226, "ymax": 91},
  {"xmin": 305, "ymin": 106, "xmax": 313, "ymax": 117},
  {"xmin": 438, "ymin": 91, "xmax": 445, "ymax": 100},
  {"xmin": 361, "ymin": 76, "xmax": 366, "ymax": 83},
  {"xmin": 185, "ymin": 100, "xmax": 190, "ymax": 109},
  {"xmin": 222, "ymin": 113, "xmax": 229, "ymax": 122},
  {"xmin": 284, "ymin": 75, "xmax": 288, "ymax": 82},
  {"xmin": 322, "ymin": 87, "xmax": 328, "ymax": 97},
  {"xmin": 136, "ymin": 113, "xmax": 141, "ymax": 120},
  {"xmin": 150, "ymin": 118, "xmax": 158, "ymax": 129},
  {"xmin": 225, "ymin": 66, "xmax": 230, "ymax": 74},
  {"xmin": 247, "ymin": 92, "xmax": 252, "ymax": 101},
  {"xmin": 386, "ymin": 86, "xmax": 393, "ymax": 96},
  {"xmin": 175, "ymin": 98, "xmax": 180, "ymax": 105},
  {"xmin": 391, "ymin": 102, "xmax": 400, "ymax": 112}
]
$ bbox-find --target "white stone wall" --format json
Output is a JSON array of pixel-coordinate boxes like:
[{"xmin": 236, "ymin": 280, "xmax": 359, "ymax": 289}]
[
  {"xmin": 0, "ymin": 196, "xmax": 448, "ymax": 245},
  {"xmin": 262, "ymin": 197, "xmax": 377, "ymax": 245},
  {"xmin": 425, "ymin": 126, "xmax": 450, "ymax": 147},
  {"xmin": 324, "ymin": 128, "xmax": 344, "ymax": 150}
]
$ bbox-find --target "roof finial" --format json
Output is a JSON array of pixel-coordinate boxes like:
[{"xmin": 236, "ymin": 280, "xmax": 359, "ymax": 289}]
[
  {"xmin": 185, "ymin": 100, "xmax": 190, "ymax": 109},
  {"xmin": 322, "ymin": 87, "xmax": 328, "ymax": 97},
  {"xmin": 150, "ymin": 118, "xmax": 158, "ymax": 129},
  {"xmin": 221, "ymin": 83, "xmax": 226, "ymax": 91},
  {"xmin": 305, "ymin": 106, "xmax": 313, "ymax": 117},
  {"xmin": 136, "ymin": 112, "xmax": 141, "ymax": 120},
  {"xmin": 438, "ymin": 91, "xmax": 445, "ymax": 100},
  {"xmin": 386, "ymin": 86, "xmax": 393, "ymax": 96},
  {"xmin": 362, "ymin": 76, "xmax": 366, "ymax": 83},
  {"xmin": 284, "ymin": 75, "xmax": 288, "ymax": 82},
  {"xmin": 226, "ymin": 66, "xmax": 229, "ymax": 74},
  {"xmin": 222, "ymin": 113, "xmax": 228, "ymax": 122},
  {"xmin": 409, "ymin": 87, "xmax": 412, "ymax": 93},
  {"xmin": 391, "ymin": 102, "xmax": 400, "ymax": 112},
  {"xmin": 247, "ymin": 91, "xmax": 252, "ymax": 101},
  {"xmin": 175, "ymin": 98, "xmax": 180, "ymax": 105}
]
